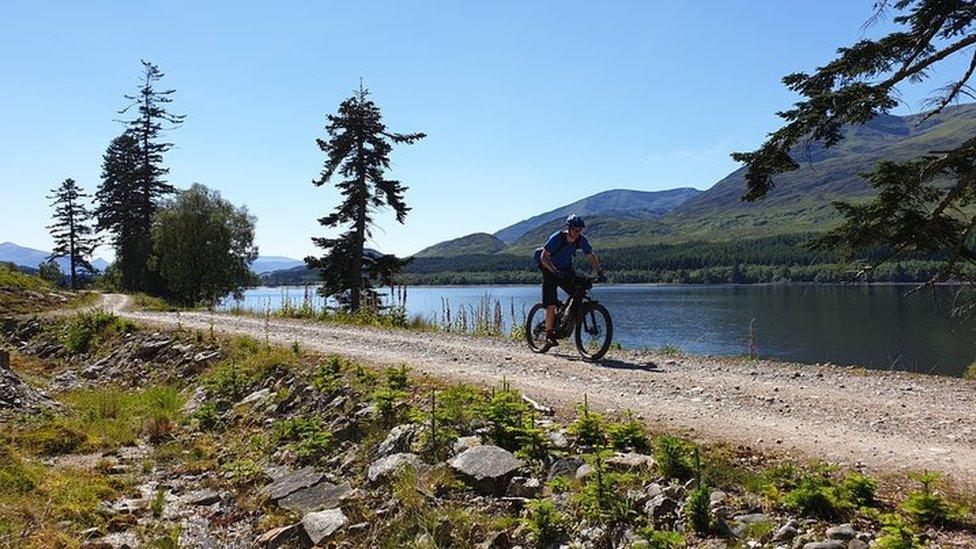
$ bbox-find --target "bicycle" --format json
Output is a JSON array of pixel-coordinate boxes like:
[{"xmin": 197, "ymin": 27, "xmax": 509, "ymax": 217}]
[{"xmin": 524, "ymin": 276, "xmax": 613, "ymax": 361}]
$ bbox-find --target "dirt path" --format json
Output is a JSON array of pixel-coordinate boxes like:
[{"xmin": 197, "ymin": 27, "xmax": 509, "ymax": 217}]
[{"xmin": 99, "ymin": 294, "xmax": 976, "ymax": 489}]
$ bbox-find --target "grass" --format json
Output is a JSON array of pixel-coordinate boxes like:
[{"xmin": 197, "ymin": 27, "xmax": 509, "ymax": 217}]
[
  {"xmin": 0, "ymin": 263, "xmax": 50, "ymax": 292},
  {"xmin": 132, "ymin": 293, "xmax": 179, "ymax": 312},
  {"xmin": 201, "ymin": 338, "xmax": 298, "ymax": 405},
  {"xmin": 964, "ymin": 362, "xmax": 976, "ymax": 380}
]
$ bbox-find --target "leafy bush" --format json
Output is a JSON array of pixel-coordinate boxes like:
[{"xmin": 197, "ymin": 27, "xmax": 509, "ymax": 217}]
[
  {"xmin": 202, "ymin": 345, "xmax": 296, "ymax": 405},
  {"xmin": 607, "ymin": 413, "xmax": 649, "ymax": 452},
  {"xmin": 273, "ymin": 417, "xmax": 332, "ymax": 462},
  {"xmin": 874, "ymin": 513, "xmax": 922, "ymax": 549},
  {"xmin": 190, "ymin": 402, "xmax": 223, "ymax": 431},
  {"xmin": 310, "ymin": 355, "xmax": 346, "ymax": 393},
  {"xmin": 654, "ymin": 436, "xmax": 695, "ymax": 481},
  {"xmin": 686, "ymin": 483, "xmax": 711, "ymax": 535},
  {"xmin": 573, "ymin": 452, "xmax": 636, "ymax": 525},
  {"xmin": 783, "ymin": 468, "xmax": 852, "ymax": 521},
  {"xmin": 568, "ymin": 400, "xmax": 607, "ymax": 450},
  {"xmin": 842, "ymin": 471, "xmax": 878, "ymax": 507},
  {"xmin": 901, "ymin": 472, "xmax": 959, "ymax": 527},
  {"xmin": 523, "ymin": 500, "xmax": 568, "ymax": 547},
  {"xmin": 635, "ymin": 527, "xmax": 685, "ymax": 548},
  {"xmin": 481, "ymin": 387, "xmax": 528, "ymax": 450},
  {"xmin": 63, "ymin": 309, "xmax": 133, "ymax": 353},
  {"xmin": 385, "ymin": 365, "xmax": 410, "ymax": 391}
]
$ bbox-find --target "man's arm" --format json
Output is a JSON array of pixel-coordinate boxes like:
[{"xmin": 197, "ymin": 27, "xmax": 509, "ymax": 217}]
[
  {"xmin": 587, "ymin": 252, "xmax": 602, "ymax": 273},
  {"xmin": 541, "ymin": 249, "xmax": 559, "ymax": 273}
]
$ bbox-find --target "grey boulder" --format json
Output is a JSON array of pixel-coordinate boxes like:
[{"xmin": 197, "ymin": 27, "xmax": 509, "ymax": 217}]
[{"xmin": 449, "ymin": 445, "xmax": 523, "ymax": 495}]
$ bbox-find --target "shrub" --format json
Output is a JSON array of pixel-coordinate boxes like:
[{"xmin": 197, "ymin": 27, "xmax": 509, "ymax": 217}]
[
  {"xmin": 783, "ymin": 469, "xmax": 852, "ymax": 521},
  {"xmin": 19, "ymin": 422, "xmax": 88, "ymax": 456},
  {"xmin": 901, "ymin": 472, "xmax": 958, "ymax": 527},
  {"xmin": 654, "ymin": 436, "xmax": 695, "ymax": 481},
  {"xmin": 842, "ymin": 471, "xmax": 878, "ymax": 507},
  {"xmin": 635, "ymin": 527, "xmax": 685, "ymax": 548},
  {"xmin": 143, "ymin": 386, "xmax": 183, "ymax": 442},
  {"xmin": 607, "ymin": 412, "xmax": 649, "ymax": 452},
  {"xmin": 573, "ymin": 452, "xmax": 636, "ymax": 525},
  {"xmin": 385, "ymin": 365, "xmax": 410, "ymax": 391},
  {"xmin": 203, "ymin": 345, "xmax": 295, "ymax": 405},
  {"xmin": 273, "ymin": 418, "xmax": 332, "ymax": 462},
  {"xmin": 964, "ymin": 362, "xmax": 976, "ymax": 380},
  {"xmin": 686, "ymin": 483, "xmax": 711, "ymax": 535},
  {"xmin": 568, "ymin": 399, "xmax": 606, "ymax": 450},
  {"xmin": 523, "ymin": 500, "xmax": 568, "ymax": 547},
  {"xmin": 481, "ymin": 387, "xmax": 528, "ymax": 450},
  {"xmin": 0, "ymin": 444, "xmax": 36, "ymax": 494},
  {"xmin": 874, "ymin": 513, "xmax": 921, "ymax": 549},
  {"xmin": 63, "ymin": 309, "xmax": 133, "ymax": 353},
  {"xmin": 311, "ymin": 355, "xmax": 345, "ymax": 393}
]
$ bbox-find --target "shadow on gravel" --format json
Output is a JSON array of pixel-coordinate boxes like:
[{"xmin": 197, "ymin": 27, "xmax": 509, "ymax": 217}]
[{"xmin": 559, "ymin": 354, "xmax": 663, "ymax": 372}]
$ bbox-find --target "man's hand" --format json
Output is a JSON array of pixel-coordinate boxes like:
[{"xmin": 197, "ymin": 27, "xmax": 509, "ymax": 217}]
[
  {"xmin": 551, "ymin": 269, "xmax": 567, "ymax": 279},
  {"xmin": 596, "ymin": 269, "xmax": 607, "ymax": 283}
]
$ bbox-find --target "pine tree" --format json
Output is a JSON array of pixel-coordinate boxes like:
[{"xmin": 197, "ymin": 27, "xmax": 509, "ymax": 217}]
[
  {"xmin": 46, "ymin": 178, "xmax": 97, "ymax": 289},
  {"xmin": 94, "ymin": 132, "xmax": 145, "ymax": 291},
  {"xmin": 732, "ymin": 1, "xmax": 976, "ymax": 310},
  {"xmin": 116, "ymin": 60, "xmax": 185, "ymax": 291},
  {"xmin": 305, "ymin": 85, "xmax": 425, "ymax": 311}
]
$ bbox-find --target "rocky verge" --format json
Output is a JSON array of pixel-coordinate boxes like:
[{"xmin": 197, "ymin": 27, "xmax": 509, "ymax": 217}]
[{"xmin": 0, "ymin": 311, "xmax": 973, "ymax": 548}]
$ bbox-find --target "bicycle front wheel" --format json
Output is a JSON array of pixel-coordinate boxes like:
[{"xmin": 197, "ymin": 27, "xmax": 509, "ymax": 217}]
[
  {"xmin": 574, "ymin": 302, "xmax": 613, "ymax": 361},
  {"xmin": 525, "ymin": 303, "xmax": 552, "ymax": 354}
]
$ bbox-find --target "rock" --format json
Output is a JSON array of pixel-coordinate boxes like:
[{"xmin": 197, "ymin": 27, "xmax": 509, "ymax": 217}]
[
  {"xmin": 575, "ymin": 463, "xmax": 596, "ymax": 481},
  {"xmin": 847, "ymin": 540, "xmax": 868, "ymax": 549},
  {"xmin": 826, "ymin": 524, "xmax": 855, "ymax": 541},
  {"xmin": 185, "ymin": 489, "xmax": 221, "ymax": 506},
  {"xmin": 193, "ymin": 350, "xmax": 221, "ymax": 363},
  {"xmin": 644, "ymin": 494, "xmax": 678, "ymax": 521},
  {"xmin": 302, "ymin": 508, "xmax": 347, "ymax": 545},
  {"xmin": 547, "ymin": 457, "xmax": 584, "ymax": 481},
  {"xmin": 368, "ymin": 453, "xmax": 421, "ymax": 484},
  {"xmin": 479, "ymin": 530, "xmax": 513, "ymax": 549},
  {"xmin": 256, "ymin": 523, "xmax": 301, "ymax": 548},
  {"xmin": 278, "ymin": 481, "xmax": 352, "ymax": 514},
  {"xmin": 377, "ymin": 424, "xmax": 417, "ymax": 457},
  {"xmin": 709, "ymin": 490, "xmax": 727, "ymax": 507},
  {"xmin": 0, "ymin": 349, "xmax": 9, "ymax": 370},
  {"xmin": 450, "ymin": 445, "xmax": 523, "ymax": 495},
  {"xmin": 521, "ymin": 394, "xmax": 553, "ymax": 415},
  {"xmin": 605, "ymin": 452, "xmax": 655, "ymax": 472},
  {"xmin": 260, "ymin": 466, "xmax": 325, "ymax": 502},
  {"xmin": 453, "ymin": 435, "xmax": 482, "ymax": 455},
  {"xmin": 547, "ymin": 429, "xmax": 569, "ymax": 449},
  {"xmin": 135, "ymin": 338, "xmax": 170, "ymax": 359},
  {"xmin": 239, "ymin": 388, "xmax": 272, "ymax": 406},
  {"xmin": 507, "ymin": 476, "xmax": 542, "ymax": 498},
  {"xmin": 772, "ymin": 519, "xmax": 800, "ymax": 542},
  {"xmin": 433, "ymin": 516, "xmax": 453, "ymax": 546},
  {"xmin": 182, "ymin": 386, "xmax": 207, "ymax": 416},
  {"xmin": 734, "ymin": 513, "xmax": 770, "ymax": 525},
  {"xmin": 802, "ymin": 542, "xmax": 845, "ymax": 549}
]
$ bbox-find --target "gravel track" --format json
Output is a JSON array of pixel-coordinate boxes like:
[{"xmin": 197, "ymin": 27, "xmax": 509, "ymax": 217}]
[{"xmin": 100, "ymin": 294, "xmax": 976, "ymax": 488}]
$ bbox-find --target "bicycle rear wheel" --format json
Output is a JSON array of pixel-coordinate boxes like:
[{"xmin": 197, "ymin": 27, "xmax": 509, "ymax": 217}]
[
  {"xmin": 525, "ymin": 303, "xmax": 552, "ymax": 353},
  {"xmin": 574, "ymin": 302, "xmax": 613, "ymax": 361}
]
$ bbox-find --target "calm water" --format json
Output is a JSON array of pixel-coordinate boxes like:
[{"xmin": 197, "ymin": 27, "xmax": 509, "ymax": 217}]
[{"xmin": 223, "ymin": 285, "xmax": 976, "ymax": 377}]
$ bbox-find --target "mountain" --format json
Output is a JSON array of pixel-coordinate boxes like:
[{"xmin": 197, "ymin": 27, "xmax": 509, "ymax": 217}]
[
  {"xmin": 0, "ymin": 242, "xmax": 109, "ymax": 273},
  {"xmin": 250, "ymin": 256, "xmax": 303, "ymax": 274},
  {"xmin": 492, "ymin": 187, "xmax": 702, "ymax": 244},
  {"xmin": 414, "ymin": 233, "xmax": 506, "ymax": 258}
]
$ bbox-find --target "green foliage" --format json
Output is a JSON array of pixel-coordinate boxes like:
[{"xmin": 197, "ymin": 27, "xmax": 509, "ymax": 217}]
[
  {"xmin": 634, "ymin": 527, "xmax": 685, "ymax": 548},
  {"xmin": 310, "ymin": 355, "xmax": 345, "ymax": 394},
  {"xmin": 151, "ymin": 183, "xmax": 258, "ymax": 306},
  {"xmin": 964, "ymin": 362, "xmax": 976, "ymax": 380},
  {"xmin": 0, "ymin": 444, "xmax": 37, "ymax": 495},
  {"xmin": 514, "ymin": 416, "xmax": 552, "ymax": 467},
  {"xmin": 522, "ymin": 500, "xmax": 568, "ymax": 547},
  {"xmin": 64, "ymin": 309, "xmax": 134, "ymax": 353},
  {"xmin": 273, "ymin": 417, "xmax": 333, "ymax": 462},
  {"xmin": 568, "ymin": 399, "xmax": 606, "ymax": 450},
  {"xmin": 686, "ymin": 483, "xmax": 711, "ymax": 535},
  {"xmin": 150, "ymin": 487, "xmax": 166, "ymax": 517},
  {"xmin": 654, "ymin": 436, "xmax": 695, "ymax": 481},
  {"xmin": 875, "ymin": 513, "xmax": 922, "ymax": 549},
  {"xmin": 202, "ymin": 344, "xmax": 296, "ymax": 406},
  {"xmin": 842, "ymin": 471, "xmax": 878, "ymax": 507},
  {"xmin": 434, "ymin": 384, "xmax": 486, "ymax": 432},
  {"xmin": 573, "ymin": 454, "xmax": 636, "ymax": 525},
  {"xmin": 385, "ymin": 364, "xmax": 410, "ymax": 391},
  {"xmin": 481, "ymin": 386, "xmax": 528, "ymax": 450},
  {"xmin": 900, "ymin": 472, "xmax": 959, "ymax": 527},
  {"xmin": 607, "ymin": 412, "xmax": 649, "ymax": 452},
  {"xmin": 46, "ymin": 178, "xmax": 98, "ymax": 289},
  {"xmin": 782, "ymin": 467, "xmax": 853, "ymax": 521},
  {"xmin": 132, "ymin": 293, "xmax": 177, "ymax": 312}
]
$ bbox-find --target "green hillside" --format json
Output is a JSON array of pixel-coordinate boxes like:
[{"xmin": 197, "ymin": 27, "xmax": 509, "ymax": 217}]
[{"xmin": 414, "ymin": 232, "xmax": 506, "ymax": 258}]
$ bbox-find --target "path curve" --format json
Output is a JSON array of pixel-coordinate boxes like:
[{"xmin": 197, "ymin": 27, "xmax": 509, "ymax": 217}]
[{"xmin": 100, "ymin": 294, "xmax": 976, "ymax": 488}]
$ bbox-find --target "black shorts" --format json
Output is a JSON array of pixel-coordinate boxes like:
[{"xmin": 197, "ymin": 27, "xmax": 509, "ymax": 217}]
[{"xmin": 542, "ymin": 271, "xmax": 574, "ymax": 307}]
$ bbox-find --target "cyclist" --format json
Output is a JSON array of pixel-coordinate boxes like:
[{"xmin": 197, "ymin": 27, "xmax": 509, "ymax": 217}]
[{"xmin": 537, "ymin": 214, "xmax": 604, "ymax": 345}]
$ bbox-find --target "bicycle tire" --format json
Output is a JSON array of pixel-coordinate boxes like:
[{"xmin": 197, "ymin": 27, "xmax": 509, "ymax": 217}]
[
  {"xmin": 574, "ymin": 302, "xmax": 613, "ymax": 361},
  {"xmin": 525, "ymin": 303, "xmax": 552, "ymax": 354}
]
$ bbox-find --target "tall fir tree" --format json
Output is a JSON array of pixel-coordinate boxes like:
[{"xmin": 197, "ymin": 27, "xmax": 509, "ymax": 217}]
[
  {"xmin": 732, "ymin": 1, "xmax": 976, "ymax": 312},
  {"xmin": 94, "ymin": 132, "xmax": 145, "ymax": 291},
  {"xmin": 116, "ymin": 60, "xmax": 185, "ymax": 292},
  {"xmin": 46, "ymin": 178, "xmax": 97, "ymax": 289},
  {"xmin": 305, "ymin": 85, "xmax": 424, "ymax": 312}
]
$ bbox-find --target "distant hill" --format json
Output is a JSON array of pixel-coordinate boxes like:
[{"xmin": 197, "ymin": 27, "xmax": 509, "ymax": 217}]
[
  {"xmin": 0, "ymin": 242, "xmax": 109, "ymax": 273},
  {"xmin": 492, "ymin": 188, "xmax": 701, "ymax": 244},
  {"xmin": 250, "ymin": 256, "xmax": 303, "ymax": 274},
  {"xmin": 414, "ymin": 233, "xmax": 506, "ymax": 258}
]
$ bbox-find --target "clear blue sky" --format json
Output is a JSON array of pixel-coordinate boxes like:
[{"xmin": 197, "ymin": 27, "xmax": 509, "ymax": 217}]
[{"xmin": 0, "ymin": 1, "xmax": 967, "ymax": 259}]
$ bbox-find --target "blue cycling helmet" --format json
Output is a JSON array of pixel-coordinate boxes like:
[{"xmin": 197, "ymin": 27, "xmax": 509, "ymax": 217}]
[{"xmin": 566, "ymin": 214, "xmax": 585, "ymax": 229}]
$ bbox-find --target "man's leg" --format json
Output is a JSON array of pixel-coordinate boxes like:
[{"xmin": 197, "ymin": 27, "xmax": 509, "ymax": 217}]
[{"xmin": 546, "ymin": 305, "xmax": 555, "ymax": 332}]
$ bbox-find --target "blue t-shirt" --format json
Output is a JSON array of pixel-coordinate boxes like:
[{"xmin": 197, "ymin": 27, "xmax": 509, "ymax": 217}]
[{"xmin": 544, "ymin": 231, "xmax": 592, "ymax": 272}]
